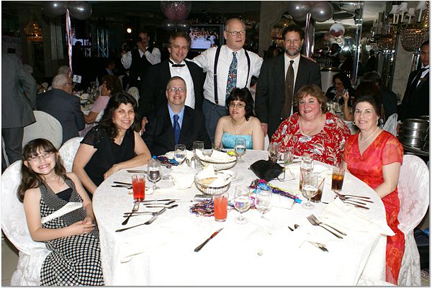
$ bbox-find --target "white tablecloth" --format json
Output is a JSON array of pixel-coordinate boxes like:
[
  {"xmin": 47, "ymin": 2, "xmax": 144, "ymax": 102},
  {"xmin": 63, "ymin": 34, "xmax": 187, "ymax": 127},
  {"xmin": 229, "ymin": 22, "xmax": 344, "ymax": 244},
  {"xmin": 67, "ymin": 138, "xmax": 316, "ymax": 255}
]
[{"xmin": 93, "ymin": 150, "xmax": 390, "ymax": 285}]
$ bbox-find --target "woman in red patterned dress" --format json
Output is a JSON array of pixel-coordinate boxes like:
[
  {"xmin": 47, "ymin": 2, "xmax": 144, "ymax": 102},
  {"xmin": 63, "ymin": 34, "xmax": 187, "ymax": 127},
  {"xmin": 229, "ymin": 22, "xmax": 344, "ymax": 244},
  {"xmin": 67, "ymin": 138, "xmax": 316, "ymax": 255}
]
[
  {"xmin": 343, "ymin": 89, "xmax": 404, "ymax": 284},
  {"xmin": 271, "ymin": 84, "xmax": 350, "ymax": 166}
]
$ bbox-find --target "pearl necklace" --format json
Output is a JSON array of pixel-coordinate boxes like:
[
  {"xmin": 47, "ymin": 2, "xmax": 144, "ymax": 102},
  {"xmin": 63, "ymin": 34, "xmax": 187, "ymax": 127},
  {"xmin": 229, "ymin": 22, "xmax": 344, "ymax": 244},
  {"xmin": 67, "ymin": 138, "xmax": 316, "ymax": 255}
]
[{"xmin": 359, "ymin": 126, "xmax": 379, "ymax": 143}]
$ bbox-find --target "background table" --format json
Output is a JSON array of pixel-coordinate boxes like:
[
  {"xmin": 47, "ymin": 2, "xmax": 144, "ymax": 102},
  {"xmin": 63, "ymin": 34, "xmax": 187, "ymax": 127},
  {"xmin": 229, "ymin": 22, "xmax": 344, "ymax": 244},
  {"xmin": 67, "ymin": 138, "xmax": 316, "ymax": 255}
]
[{"xmin": 93, "ymin": 150, "xmax": 389, "ymax": 285}]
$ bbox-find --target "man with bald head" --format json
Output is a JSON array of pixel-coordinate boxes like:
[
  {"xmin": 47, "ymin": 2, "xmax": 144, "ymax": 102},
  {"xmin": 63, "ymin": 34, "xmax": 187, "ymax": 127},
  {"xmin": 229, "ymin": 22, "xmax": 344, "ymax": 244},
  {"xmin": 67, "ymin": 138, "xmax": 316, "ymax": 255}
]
[
  {"xmin": 193, "ymin": 18, "xmax": 263, "ymax": 142},
  {"xmin": 37, "ymin": 74, "xmax": 85, "ymax": 144}
]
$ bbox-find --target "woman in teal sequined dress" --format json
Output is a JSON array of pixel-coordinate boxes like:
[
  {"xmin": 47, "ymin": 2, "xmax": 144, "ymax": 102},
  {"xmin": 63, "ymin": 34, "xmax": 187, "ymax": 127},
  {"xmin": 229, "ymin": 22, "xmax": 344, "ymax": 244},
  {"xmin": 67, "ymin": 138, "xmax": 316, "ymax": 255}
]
[{"xmin": 214, "ymin": 88, "xmax": 264, "ymax": 150}]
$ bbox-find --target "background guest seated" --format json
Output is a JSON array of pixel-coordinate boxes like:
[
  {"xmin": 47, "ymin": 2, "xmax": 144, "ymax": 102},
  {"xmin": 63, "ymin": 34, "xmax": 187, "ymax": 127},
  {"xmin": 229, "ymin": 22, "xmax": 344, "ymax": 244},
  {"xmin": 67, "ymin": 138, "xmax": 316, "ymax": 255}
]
[
  {"xmin": 142, "ymin": 76, "xmax": 211, "ymax": 156},
  {"xmin": 325, "ymin": 72, "xmax": 355, "ymax": 106},
  {"xmin": 18, "ymin": 138, "xmax": 104, "ymax": 286},
  {"xmin": 214, "ymin": 87, "xmax": 264, "ymax": 150},
  {"xmin": 271, "ymin": 84, "xmax": 350, "ymax": 166},
  {"xmin": 73, "ymin": 93, "xmax": 151, "ymax": 198},
  {"xmin": 343, "ymin": 92, "xmax": 404, "ymax": 285}
]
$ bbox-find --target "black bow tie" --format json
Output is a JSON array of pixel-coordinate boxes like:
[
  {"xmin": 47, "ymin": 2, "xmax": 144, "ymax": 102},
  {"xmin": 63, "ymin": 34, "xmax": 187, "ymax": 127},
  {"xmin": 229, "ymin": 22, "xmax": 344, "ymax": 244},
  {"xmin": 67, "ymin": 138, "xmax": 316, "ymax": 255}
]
[{"xmin": 169, "ymin": 60, "xmax": 185, "ymax": 68}]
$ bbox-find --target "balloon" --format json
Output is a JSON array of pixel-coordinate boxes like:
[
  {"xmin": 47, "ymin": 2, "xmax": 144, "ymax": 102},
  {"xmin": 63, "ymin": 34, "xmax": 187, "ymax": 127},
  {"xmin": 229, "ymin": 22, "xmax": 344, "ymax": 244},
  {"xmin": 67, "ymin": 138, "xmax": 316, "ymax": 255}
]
[
  {"xmin": 287, "ymin": 1, "xmax": 311, "ymax": 19},
  {"xmin": 329, "ymin": 23, "xmax": 345, "ymax": 37},
  {"xmin": 310, "ymin": 1, "xmax": 334, "ymax": 22},
  {"xmin": 176, "ymin": 20, "xmax": 190, "ymax": 31},
  {"xmin": 42, "ymin": 1, "xmax": 67, "ymax": 17},
  {"xmin": 68, "ymin": 1, "xmax": 92, "ymax": 20},
  {"xmin": 161, "ymin": 1, "xmax": 192, "ymax": 21},
  {"xmin": 161, "ymin": 19, "xmax": 176, "ymax": 31}
]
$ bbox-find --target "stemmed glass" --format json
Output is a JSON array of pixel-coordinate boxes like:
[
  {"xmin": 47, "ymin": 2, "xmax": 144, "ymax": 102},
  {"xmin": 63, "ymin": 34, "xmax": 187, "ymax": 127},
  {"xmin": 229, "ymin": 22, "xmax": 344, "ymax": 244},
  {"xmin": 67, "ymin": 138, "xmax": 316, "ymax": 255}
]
[
  {"xmin": 147, "ymin": 159, "xmax": 161, "ymax": 194},
  {"xmin": 301, "ymin": 174, "xmax": 318, "ymax": 209},
  {"xmin": 234, "ymin": 137, "xmax": 247, "ymax": 163},
  {"xmin": 268, "ymin": 142, "xmax": 279, "ymax": 163},
  {"xmin": 233, "ymin": 186, "xmax": 251, "ymax": 224},
  {"xmin": 255, "ymin": 189, "xmax": 272, "ymax": 218},
  {"xmin": 193, "ymin": 141, "xmax": 204, "ymax": 156},
  {"xmin": 174, "ymin": 144, "xmax": 187, "ymax": 164}
]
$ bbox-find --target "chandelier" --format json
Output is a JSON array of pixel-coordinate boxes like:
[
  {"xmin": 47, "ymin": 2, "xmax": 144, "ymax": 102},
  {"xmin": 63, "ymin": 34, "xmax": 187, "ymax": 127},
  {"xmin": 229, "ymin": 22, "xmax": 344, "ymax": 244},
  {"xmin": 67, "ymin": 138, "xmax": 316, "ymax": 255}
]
[{"xmin": 24, "ymin": 16, "xmax": 43, "ymax": 43}]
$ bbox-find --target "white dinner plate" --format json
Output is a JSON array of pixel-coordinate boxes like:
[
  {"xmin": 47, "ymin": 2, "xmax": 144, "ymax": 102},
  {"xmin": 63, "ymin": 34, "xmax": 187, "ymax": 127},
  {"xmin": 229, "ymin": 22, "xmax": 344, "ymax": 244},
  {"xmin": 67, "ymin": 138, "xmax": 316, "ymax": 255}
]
[{"xmin": 218, "ymin": 170, "xmax": 243, "ymax": 183}]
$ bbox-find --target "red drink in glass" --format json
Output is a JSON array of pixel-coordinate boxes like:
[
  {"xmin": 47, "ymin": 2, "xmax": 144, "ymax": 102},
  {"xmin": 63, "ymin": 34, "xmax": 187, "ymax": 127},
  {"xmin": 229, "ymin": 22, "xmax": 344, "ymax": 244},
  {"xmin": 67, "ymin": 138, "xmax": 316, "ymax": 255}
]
[
  {"xmin": 214, "ymin": 193, "xmax": 228, "ymax": 222},
  {"xmin": 132, "ymin": 174, "xmax": 145, "ymax": 202}
]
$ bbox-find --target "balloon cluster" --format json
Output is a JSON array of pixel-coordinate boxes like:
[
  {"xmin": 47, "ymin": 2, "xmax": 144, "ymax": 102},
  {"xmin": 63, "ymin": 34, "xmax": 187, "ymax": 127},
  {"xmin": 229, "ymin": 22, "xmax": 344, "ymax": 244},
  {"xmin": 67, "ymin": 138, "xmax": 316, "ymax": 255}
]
[
  {"xmin": 160, "ymin": 1, "xmax": 192, "ymax": 32},
  {"xmin": 43, "ymin": 1, "xmax": 92, "ymax": 20},
  {"xmin": 287, "ymin": 1, "xmax": 334, "ymax": 23}
]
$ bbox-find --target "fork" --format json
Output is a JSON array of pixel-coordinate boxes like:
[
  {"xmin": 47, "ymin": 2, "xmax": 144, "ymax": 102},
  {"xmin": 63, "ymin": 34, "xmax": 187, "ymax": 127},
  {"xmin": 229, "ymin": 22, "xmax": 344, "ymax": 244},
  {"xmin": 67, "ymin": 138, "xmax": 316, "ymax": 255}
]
[
  {"xmin": 309, "ymin": 214, "xmax": 347, "ymax": 236},
  {"xmin": 307, "ymin": 215, "xmax": 343, "ymax": 239},
  {"xmin": 333, "ymin": 191, "xmax": 372, "ymax": 202},
  {"xmin": 122, "ymin": 202, "xmax": 140, "ymax": 225}
]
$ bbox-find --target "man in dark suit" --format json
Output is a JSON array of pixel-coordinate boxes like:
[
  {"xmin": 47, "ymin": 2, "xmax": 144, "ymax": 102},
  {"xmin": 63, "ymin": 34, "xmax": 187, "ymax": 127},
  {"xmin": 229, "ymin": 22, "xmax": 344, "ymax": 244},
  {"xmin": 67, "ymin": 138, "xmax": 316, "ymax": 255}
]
[
  {"xmin": 138, "ymin": 32, "xmax": 204, "ymax": 131},
  {"xmin": 37, "ymin": 74, "xmax": 85, "ymax": 144},
  {"xmin": 399, "ymin": 40, "xmax": 429, "ymax": 121},
  {"xmin": 142, "ymin": 76, "xmax": 211, "ymax": 156},
  {"xmin": 2, "ymin": 53, "xmax": 37, "ymax": 165},
  {"xmin": 255, "ymin": 24, "xmax": 321, "ymax": 138}
]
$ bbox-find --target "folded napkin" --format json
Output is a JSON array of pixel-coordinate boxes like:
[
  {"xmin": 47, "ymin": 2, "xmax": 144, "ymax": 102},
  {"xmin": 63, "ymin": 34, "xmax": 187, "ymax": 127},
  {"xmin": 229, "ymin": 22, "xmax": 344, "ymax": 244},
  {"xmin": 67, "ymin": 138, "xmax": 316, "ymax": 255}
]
[
  {"xmin": 196, "ymin": 149, "xmax": 235, "ymax": 162},
  {"xmin": 321, "ymin": 198, "xmax": 395, "ymax": 236},
  {"xmin": 170, "ymin": 166, "xmax": 196, "ymax": 189},
  {"xmin": 271, "ymin": 194, "xmax": 294, "ymax": 210},
  {"xmin": 195, "ymin": 165, "xmax": 228, "ymax": 187}
]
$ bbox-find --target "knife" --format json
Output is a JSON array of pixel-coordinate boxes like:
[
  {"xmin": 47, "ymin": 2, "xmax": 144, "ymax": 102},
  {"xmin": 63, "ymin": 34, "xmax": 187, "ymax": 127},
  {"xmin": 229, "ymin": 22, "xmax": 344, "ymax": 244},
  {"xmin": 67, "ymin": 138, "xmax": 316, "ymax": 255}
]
[
  {"xmin": 127, "ymin": 170, "xmax": 147, "ymax": 173},
  {"xmin": 194, "ymin": 228, "xmax": 224, "ymax": 252},
  {"xmin": 115, "ymin": 215, "xmax": 158, "ymax": 232},
  {"xmin": 343, "ymin": 200, "xmax": 370, "ymax": 210},
  {"xmin": 341, "ymin": 194, "xmax": 371, "ymax": 199},
  {"xmin": 141, "ymin": 199, "xmax": 179, "ymax": 202}
]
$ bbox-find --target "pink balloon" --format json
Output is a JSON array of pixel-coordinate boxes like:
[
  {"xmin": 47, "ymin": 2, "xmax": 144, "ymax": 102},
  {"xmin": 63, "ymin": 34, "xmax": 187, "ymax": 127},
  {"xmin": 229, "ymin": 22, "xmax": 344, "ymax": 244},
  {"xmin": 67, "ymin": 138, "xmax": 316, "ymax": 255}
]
[
  {"xmin": 163, "ymin": 5, "xmax": 177, "ymax": 20},
  {"xmin": 161, "ymin": 1, "xmax": 191, "ymax": 21}
]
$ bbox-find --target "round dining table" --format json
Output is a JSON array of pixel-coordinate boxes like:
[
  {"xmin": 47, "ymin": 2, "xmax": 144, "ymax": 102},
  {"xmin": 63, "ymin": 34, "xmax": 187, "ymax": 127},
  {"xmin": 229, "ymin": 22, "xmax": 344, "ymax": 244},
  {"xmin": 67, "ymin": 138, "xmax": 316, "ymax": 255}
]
[{"xmin": 93, "ymin": 150, "xmax": 393, "ymax": 286}]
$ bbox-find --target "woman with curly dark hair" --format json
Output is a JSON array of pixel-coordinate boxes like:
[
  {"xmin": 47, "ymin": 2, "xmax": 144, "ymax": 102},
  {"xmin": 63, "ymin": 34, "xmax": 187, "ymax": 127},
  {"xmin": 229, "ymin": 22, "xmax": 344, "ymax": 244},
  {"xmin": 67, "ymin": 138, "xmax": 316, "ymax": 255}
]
[
  {"xmin": 214, "ymin": 87, "xmax": 264, "ymax": 149},
  {"xmin": 18, "ymin": 138, "xmax": 104, "ymax": 286},
  {"xmin": 73, "ymin": 92, "xmax": 151, "ymax": 198}
]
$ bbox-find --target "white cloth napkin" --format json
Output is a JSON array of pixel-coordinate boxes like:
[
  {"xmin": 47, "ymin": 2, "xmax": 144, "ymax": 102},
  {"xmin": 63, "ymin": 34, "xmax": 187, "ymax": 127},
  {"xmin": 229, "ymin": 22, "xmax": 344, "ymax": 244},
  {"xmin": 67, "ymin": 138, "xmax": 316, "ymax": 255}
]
[
  {"xmin": 321, "ymin": 198, "xmax": 395, "ymax": 236},
  {"xmin": 196, "ymin": 150, "xmax": 235, "ymax": 162},
  {"xmin": 170, "ymin": 166, "xmax": 196, "ymax": 189}
]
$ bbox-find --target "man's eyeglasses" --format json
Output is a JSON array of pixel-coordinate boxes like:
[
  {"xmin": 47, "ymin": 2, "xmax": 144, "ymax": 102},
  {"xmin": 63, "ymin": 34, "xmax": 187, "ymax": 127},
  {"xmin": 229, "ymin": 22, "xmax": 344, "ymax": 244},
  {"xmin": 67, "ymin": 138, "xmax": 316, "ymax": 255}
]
[
  {"xmin": 27, "ymin": 152, "xmax": 54, "ymax": 162},
  {"xmin": 167, "ymin": 87, "xmax": 185, "ymax": 93},
  {"xmin": 225, "ymin": 30, "xmax": 246, "ymax": 37},
  {"xmin": 228, "ymin": 103, "xmax": 246, "ymax": 108}
]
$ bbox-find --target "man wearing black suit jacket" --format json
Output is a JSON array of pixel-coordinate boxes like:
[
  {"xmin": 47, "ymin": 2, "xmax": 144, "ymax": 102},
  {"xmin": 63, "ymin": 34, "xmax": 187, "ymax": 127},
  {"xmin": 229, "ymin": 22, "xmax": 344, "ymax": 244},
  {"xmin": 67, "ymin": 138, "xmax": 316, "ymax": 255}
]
[
  {"xmin": 255, "ymin": 24, "xmax": 321, "ymax": 138},
  {"xmin": 399, "ymin": 40, "xmax": 429, "ymax": 121},
  {"xmin": 142, "ymin": 76, "xmax": 210, "ymax": 156},
  {"xmin": 138, "ymin": 32, "xmax": 204, "ymax": 131},
  {"xmin": 36, "ymin": 74, "xmax": 85, "ymax": 144}
]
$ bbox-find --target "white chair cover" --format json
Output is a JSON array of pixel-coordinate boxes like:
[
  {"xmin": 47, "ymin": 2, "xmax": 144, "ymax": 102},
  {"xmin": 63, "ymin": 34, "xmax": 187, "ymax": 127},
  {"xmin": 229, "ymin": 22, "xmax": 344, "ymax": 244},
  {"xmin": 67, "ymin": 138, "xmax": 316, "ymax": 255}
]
[
  {"xmin": 1, "ymin": 161, "xmax": 51, "ymax": 285},
  {"xmin": 127, "ymin": 87, "xmax": 140, "ymax": 106},
  {"xmin": 383, "ymin": 113, "xmax": 398, "ymax": 136},
  {"xmin": 397, "ymin": 155, "xmax": 430, "ymax": 286},
  {"xmin": 23, "ymin": 110, "xmax": 63, "ymax": 149},
  {"xmin": 59, "ymin": 137, "xmax": 83, "ymax": 172},
  {"xmin": 264, "ymin": 134, "xmax": 269, "ymax": 151}
]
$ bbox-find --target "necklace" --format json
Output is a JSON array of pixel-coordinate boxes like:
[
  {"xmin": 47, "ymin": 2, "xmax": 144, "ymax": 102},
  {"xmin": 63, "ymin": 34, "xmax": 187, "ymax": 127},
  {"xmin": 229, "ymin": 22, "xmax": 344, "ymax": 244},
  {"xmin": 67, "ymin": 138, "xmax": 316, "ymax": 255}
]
[
  {"xmin": 299, "ymin": 115, "xmax": 323, "ymax": 136},
  {"xmin": 359, "ymin": 126, "xmax": 379, "ymax": 143},
  {"xmin": 231, "ymin": 118, "xmax": 246, "ymax": 135}
]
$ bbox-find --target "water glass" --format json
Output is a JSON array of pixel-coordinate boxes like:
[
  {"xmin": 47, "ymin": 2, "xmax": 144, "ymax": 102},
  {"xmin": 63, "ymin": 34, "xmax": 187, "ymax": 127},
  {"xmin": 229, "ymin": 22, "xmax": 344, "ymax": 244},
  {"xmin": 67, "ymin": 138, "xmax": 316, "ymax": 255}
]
[
  {"xmin": 234, "ymin": 138, "xmax": 247, "ymax": 163},
  {"xmin": 193, "ymin": 141, "xmax": 204, "ymax": 157},
  {"xmin": 301, "ymin": 174, "xmax": 318, "ymax": 209},
  {"xmin": 233, "ymin": 186, "xmax": 251, "ymax": 224},
  {"xmin": 255, "ymin": 190, "xmax": 272, "ymax": 218},
  {"xmin": 299, "ymin": 154, "xmax": 314, "ymax": 190},
  {"xmin": 174, "ymin": 144, "xmax": 187, "ymax": 164},
  {"xmin": 147, "ymin": 159, "xmax": 161, "ymax": 194},
  {"xmin": 268, "ymin": 142, "xmax": 279, "ymax": 163}
]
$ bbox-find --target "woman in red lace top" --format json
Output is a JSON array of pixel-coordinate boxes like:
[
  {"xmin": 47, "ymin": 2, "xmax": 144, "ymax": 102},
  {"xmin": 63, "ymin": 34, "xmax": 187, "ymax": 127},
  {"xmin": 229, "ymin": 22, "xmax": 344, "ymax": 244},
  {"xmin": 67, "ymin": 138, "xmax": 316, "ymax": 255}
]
[{"xmin": 271, "ymin": 84, "xmax": 350, "ymax": 166}]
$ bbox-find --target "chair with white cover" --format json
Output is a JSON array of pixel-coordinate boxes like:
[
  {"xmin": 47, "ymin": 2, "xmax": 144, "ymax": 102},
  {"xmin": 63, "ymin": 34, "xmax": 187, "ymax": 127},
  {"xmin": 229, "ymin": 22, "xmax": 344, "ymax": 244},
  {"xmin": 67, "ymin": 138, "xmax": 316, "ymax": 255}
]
[
  {"xmin": 59, "ymin": 137, "xmax": 83, "ymax": 172},
  {"xmin": 397, "ymin": 155, "xmax": 429, "ymax": 286},
  {"xmin": 264, "ymin": 134, "xmax": 269, "ymax": 151},
  {"xmin": 383, "ymin": 113, "xmax": 398, "ymax": 136},
  {"xmin": 23, "ymin": 110, "xmax": 63, "ymax": 149},
  {"xmin": 127, "ymin": 87, "xmax": 140, "ymax": 106},
  {"xmin": 1, "ymin": 161, "xmax": 51, "ymax": 285}
]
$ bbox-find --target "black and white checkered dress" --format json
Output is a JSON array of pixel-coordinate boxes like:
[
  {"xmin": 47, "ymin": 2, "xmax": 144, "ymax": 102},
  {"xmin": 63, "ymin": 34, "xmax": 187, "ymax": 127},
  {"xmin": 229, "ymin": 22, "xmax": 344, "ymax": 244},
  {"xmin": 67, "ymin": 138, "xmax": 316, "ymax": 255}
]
[{"xmin": 39, "ymin": 178, "xmax": 104, "ymax": 286}]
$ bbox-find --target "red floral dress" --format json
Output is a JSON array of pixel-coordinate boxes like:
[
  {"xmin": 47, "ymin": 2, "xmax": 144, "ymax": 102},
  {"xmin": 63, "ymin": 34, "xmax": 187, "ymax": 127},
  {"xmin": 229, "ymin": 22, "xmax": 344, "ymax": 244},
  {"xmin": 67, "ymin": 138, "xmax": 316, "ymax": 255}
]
[
  {"xmin": 344, "ymin": 131, "xmax": 405, "ymax": 284},
  {"xmin": 271, "ymin": 112, "xmax": 350, "ymax": 166}
]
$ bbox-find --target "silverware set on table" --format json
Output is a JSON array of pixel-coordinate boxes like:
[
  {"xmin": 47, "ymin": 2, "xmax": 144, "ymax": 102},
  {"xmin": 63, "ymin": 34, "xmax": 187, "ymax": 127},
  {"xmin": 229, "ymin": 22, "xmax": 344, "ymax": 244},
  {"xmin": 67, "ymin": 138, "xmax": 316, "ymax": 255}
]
[
  {"xmin": 333, "ymin": 191, "xmax": 372, "ymax": 209},
  {"xmin": 305, "ymin": 214, "xmax": 347, "ymax": 252}
]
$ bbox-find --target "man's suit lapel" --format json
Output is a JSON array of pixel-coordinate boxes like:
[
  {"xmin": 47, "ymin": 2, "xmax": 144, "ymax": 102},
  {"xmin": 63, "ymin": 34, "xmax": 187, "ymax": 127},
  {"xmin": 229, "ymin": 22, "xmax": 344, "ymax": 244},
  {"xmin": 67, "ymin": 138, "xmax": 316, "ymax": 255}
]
[
  {"xmin": 276, "ymin": 55, "xmax": 285, "ymax": 102},
  {"xmin": 415, "ymin": 71, "xmax": 429, "ymax": 92},
  {"xmin": 162, "ymin": 106, "xmax": 176, "ymax": 147}
]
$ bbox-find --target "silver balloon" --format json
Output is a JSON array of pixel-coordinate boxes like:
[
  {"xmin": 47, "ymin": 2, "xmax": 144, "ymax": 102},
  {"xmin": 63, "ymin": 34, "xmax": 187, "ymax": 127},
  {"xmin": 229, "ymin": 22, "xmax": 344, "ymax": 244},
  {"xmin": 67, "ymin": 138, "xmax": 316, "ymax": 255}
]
[
  {"xmin": 161, "ymin": 1, "xmax": 192, "ymax": 21},
  {"xmin": 310, "ymin": 1, "xmax": 334, "ymax": 22},
  {"xmin": 176, "ymin": 20, "xmax": 190, "ymax": 31},
  {"xmin": 161, "ymin": 19, "xmax": 176, "ymax": 31},
  {"xmin": 287, "ymin": 1, "xmax": 312, "ymax": 19},
  {"xmin": 68, "ymin": 1, "xmax": 93, "ymax": 20},
  {"xmin": 42, "ymin": 1, "xmax": 67, "ymax": 17}
]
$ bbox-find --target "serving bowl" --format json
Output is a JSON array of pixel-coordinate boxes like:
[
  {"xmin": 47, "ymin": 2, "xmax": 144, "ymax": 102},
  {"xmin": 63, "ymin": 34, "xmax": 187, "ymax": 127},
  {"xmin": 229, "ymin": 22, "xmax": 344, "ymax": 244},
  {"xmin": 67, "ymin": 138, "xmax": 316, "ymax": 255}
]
[
  {"xmin": 194, "ymin": 174, "xmax": 231, "ymax": 196},
  {"xmin": 197, "ymin": 157, "xmax": 237, "ymax": 171}
]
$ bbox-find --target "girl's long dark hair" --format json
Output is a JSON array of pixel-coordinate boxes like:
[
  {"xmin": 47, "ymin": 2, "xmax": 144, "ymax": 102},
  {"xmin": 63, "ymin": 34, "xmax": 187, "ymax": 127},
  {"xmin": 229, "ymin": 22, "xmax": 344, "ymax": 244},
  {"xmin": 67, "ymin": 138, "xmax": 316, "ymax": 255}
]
[
  {"xmin": 98, "ymin": 92, "xmax": 140, "ymax": 140},
  {"xmin": 17, "ymin": 139, "xmax": 67, "ymax": 203}
]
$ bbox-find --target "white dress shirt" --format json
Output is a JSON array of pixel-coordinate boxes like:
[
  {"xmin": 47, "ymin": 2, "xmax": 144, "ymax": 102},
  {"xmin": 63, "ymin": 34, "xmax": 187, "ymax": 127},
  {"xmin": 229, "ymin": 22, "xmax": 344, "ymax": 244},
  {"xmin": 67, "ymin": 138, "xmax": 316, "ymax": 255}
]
[
  {"xmin": 121, "ymin": 47, "xmax": 162, "ymax": 69},
  {"xmin": 192, "ymin": 45, "xmax": 263, "ymax": 106},
  {"xmin": 169, "ymin": 59, "xmax": 195, "ymax": 109}
]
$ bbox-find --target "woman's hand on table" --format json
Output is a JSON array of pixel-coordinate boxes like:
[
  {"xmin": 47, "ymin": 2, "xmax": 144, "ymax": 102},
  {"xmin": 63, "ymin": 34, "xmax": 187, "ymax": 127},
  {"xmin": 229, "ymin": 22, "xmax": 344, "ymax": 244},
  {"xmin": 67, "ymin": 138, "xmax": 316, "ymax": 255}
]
[{"xmin": 104, "ymin": 164, "xmax": 121, "ymax": 180}]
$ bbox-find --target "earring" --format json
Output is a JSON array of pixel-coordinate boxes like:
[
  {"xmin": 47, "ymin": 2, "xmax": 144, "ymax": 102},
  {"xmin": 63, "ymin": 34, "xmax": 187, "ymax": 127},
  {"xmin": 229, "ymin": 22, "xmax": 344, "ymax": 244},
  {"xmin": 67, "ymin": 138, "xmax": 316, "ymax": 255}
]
[{"xmin": 352, "ymin": 121, "xmax": 356, "ymax": 126}]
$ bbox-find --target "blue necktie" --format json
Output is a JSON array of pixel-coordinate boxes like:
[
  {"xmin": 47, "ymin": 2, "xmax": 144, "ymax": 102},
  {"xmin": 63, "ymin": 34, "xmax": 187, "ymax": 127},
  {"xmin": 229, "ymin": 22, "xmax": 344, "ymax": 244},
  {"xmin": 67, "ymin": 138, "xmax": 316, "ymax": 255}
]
[
  {"xmin": 173, "ymin": 114, "xmax": 180, "ymax": 144},
  {"xmin": 226, "ymin": 52, "xmax": 237, "ymax": 98}
]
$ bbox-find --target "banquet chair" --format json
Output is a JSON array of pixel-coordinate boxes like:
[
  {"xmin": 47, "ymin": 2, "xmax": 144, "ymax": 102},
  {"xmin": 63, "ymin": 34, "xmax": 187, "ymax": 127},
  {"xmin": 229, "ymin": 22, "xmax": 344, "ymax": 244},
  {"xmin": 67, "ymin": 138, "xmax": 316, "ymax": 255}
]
[
  {"xmin": 127, "ymin": 87, "xmax": 140, "ymax": 106},
  {"xmin": 397, "ymin": 155, "xmax": 429, "ymax": 286},
  {"xmin": 264, "ymin": 135, "xmax": 269, "ymax": 151},
  {"xmin": 59, "ymin": 137, "xmax": 83, "ymax": 172},
  {"xmin": 23, "ymin": 110, "xmax": 63, "ymax": 149},
  {"xmin": 383, "ymin": 113, "xmax": 398, "ymax": 136},
  {"xmin": 1, "ymin": 161, "xmax": 51, "ymax": 285}
]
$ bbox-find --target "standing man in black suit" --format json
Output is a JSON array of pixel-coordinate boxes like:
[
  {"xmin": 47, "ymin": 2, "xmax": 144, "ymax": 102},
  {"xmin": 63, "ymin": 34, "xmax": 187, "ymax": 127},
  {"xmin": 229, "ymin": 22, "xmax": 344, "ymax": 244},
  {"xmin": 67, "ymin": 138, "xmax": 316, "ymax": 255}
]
[
  {"xmin": 37, "ymin": 74, "xmax": 85, "ymax": 144},
  {"xmin": 142, "ymin": 76, "xmax": 211, "ymax": 156},
  {"xmin": 399, "ymin": 40, "xmax": 429, "ymax": 121},
  {"xmin": 138, "ymin": 32, "xmax": 204, "ymax": 131},
  {"xmin": 121, "ymin": 30, "xmax": 161, "ymax": 91},
  {"xmin": 255, "ymin": 24, "xmax": 321, "ymax": 138}
]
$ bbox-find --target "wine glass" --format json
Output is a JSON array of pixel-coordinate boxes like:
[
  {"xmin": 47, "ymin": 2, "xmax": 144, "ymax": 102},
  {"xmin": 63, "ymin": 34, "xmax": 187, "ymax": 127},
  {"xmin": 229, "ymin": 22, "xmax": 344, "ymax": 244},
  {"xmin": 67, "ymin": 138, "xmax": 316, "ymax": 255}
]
[
  {"xmin": 268, "ymin": 142, "xmax": 279, "ymax": 163},
  {"xmin": 234, "ymin": 137, "xmax": 247, "ymax": 163},
  {"xmin": 233, "ymin": 186, "xmax": 251, "ymax": 224},
  {"xmin": 174, "ymin": 144, "xmax": 186, "ymax": 164},
  {"xmin": 193, "ymin": 141, "xmax": 204, "ymax": 156},
  {"xmin": 147, "ymin": 159, "xmax": 161, "ymax": 194},
  {"xmin": 301, "ymin": 174, "xmax": 318, "ymax": 209},
  {"xmin": 255, "ymin": 190, "xmax": 272, "ymax": 218}
]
